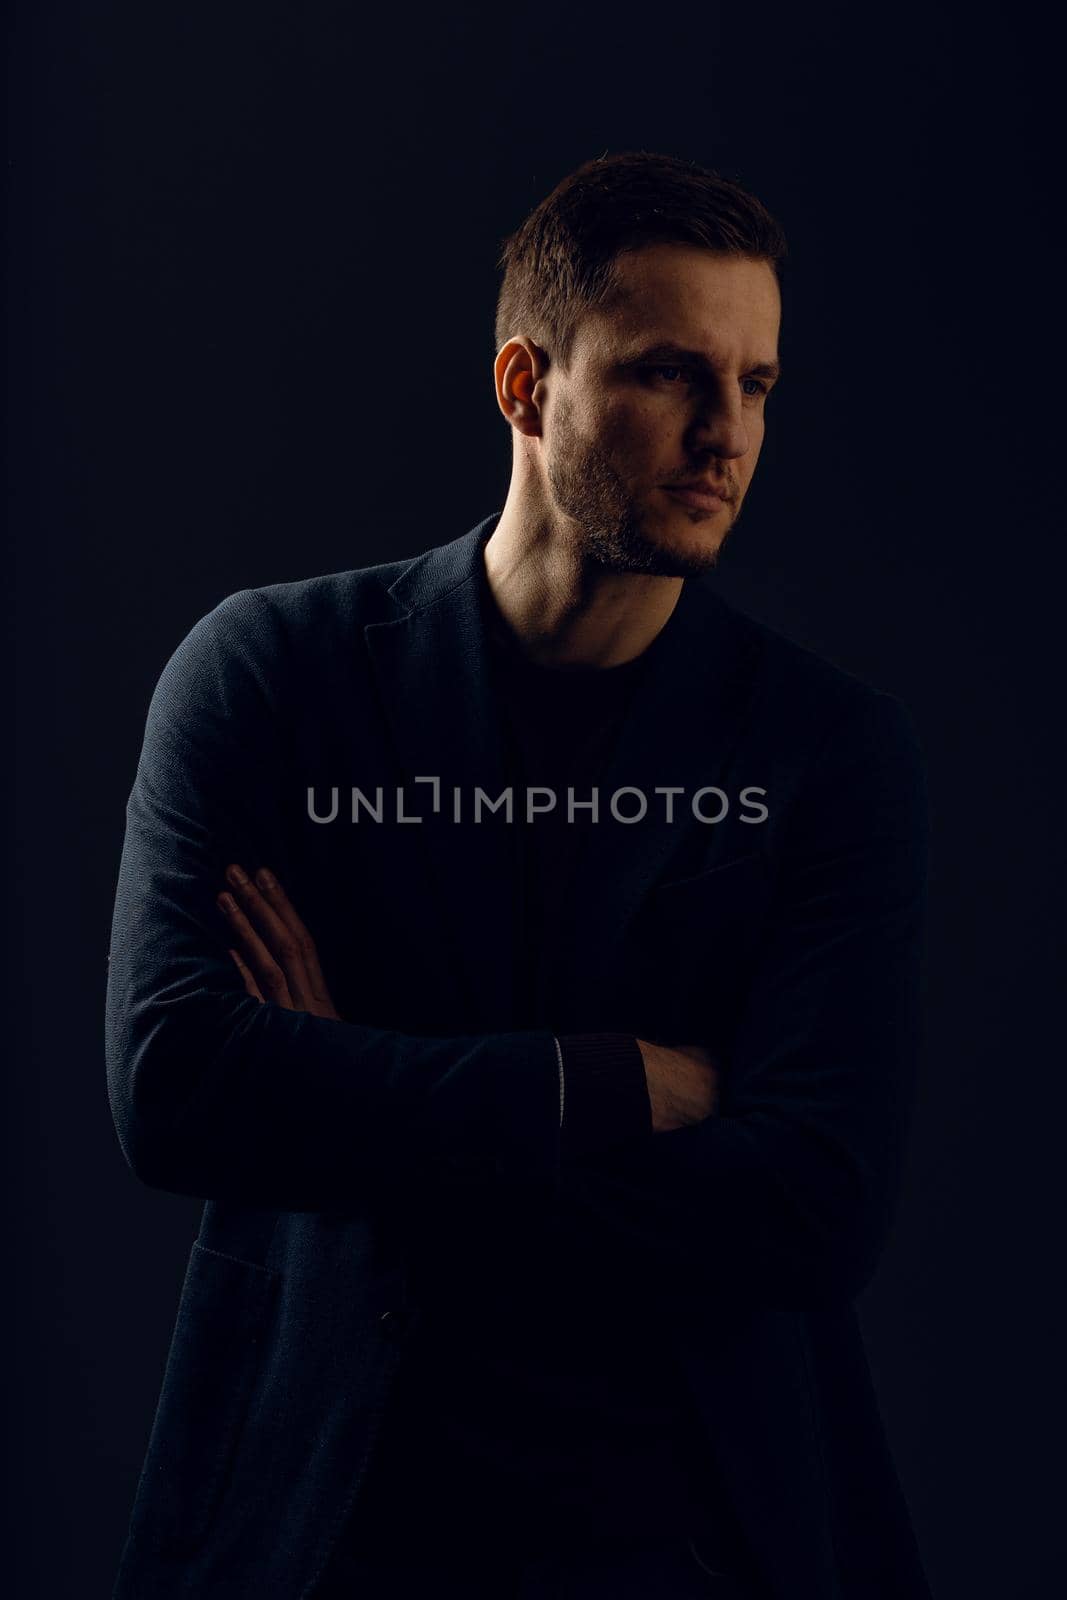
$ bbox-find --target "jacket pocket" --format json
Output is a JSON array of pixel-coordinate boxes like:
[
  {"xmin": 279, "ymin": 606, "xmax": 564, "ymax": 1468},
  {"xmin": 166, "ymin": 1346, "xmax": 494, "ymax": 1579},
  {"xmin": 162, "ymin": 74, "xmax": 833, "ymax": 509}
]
[{"xmin": 127, "ymin": 1241, "xmax": 279, "ymax": 1553}]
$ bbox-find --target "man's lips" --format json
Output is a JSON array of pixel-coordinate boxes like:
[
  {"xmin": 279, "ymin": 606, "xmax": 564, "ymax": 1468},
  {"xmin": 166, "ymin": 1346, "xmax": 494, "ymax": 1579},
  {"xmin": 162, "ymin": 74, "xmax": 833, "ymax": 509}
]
[{"xmin": 663, "ymin": 482, "xmax": 731, "ymax": 511}]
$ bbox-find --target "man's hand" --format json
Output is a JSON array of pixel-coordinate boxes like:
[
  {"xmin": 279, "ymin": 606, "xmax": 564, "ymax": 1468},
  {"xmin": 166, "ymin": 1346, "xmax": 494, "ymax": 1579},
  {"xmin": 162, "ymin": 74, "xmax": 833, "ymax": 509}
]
[
  {"xmin": 636, "ymin": 1039, "xmax": 721, "ymax": 1132},
  {"xmin": 217, "ymin": 863, "xmax": 341, "ymax": 1019}
]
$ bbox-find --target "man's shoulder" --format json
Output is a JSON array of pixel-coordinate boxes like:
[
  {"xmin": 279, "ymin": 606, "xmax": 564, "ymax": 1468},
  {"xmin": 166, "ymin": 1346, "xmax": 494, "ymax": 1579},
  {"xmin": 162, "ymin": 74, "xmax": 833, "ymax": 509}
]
[
  {"xmin": 690, "ymin": 592, "xmax": 927, "ymax": 842},
  {"xmin": 245, "ymin": 548, "xmax": 417, "ymax": 627},
  {"xmin": 698, "ymin": 585, "xmax": 919, "ymax": 780},
  {"xmin": 710, "ymin": 585, "xmax": 900, "ymax": 715},
  {"xmin": 193, "ymin": 547, "xmax": 423, "ymax": 665},
  {"xmin": 209, "ymin": 515, "xmax": 493, "ymax": 645}
]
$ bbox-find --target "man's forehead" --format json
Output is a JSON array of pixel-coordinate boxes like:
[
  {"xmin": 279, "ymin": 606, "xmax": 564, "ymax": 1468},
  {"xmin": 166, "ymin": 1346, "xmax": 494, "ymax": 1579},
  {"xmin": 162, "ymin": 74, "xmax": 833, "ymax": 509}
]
[
  {"xmin": 581, "ymin": 248, "xmax": 778, "ymax": 351},
  {"xmin": 611, "ymin": 241, "xmax": 776, "ymax": 291},
  {"xmin": 618, "ymin": 249, "xmax": 775, "ymax": 312}
]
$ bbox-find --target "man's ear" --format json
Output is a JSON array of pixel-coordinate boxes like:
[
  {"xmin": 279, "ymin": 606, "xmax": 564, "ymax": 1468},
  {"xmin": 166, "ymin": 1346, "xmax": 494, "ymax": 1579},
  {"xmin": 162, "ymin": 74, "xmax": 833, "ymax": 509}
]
[{"xmin": 495, "ymin": 338, "xmax": 547, "ymax": 437}]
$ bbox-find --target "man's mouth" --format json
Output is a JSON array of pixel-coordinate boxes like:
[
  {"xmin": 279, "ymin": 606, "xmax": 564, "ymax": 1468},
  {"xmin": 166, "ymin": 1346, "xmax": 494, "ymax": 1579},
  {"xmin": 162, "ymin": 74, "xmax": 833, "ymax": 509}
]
[{"xmin": 663, "ymin": 484, "xmax": 729, "ymax": 512}]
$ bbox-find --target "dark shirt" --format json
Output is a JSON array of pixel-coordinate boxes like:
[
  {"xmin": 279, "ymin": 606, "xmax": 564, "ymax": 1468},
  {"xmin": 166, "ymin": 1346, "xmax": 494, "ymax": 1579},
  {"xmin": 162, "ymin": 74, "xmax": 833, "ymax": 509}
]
[
  {"xmin": 486, "ymin": 597, "xmax": 657, "ymax": 1152},
  {"xmin": 326, "ymin": 590, "xmax": 748, "ymax": 1579}
]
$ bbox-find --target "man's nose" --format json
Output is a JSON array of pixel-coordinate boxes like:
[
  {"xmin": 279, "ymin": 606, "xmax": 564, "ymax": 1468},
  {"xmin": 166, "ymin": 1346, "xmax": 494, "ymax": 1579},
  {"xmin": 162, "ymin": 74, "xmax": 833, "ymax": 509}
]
[{"xmin": 687, "ymin": 393, "xmax": 749, "ymax": 461}]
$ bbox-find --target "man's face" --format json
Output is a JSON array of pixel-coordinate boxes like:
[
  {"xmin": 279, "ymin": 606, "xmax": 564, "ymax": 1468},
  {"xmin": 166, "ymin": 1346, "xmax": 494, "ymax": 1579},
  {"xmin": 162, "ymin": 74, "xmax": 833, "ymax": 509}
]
[{"xmin": 541, "ymin": 243, "xmax": 781, "ymax": 576}]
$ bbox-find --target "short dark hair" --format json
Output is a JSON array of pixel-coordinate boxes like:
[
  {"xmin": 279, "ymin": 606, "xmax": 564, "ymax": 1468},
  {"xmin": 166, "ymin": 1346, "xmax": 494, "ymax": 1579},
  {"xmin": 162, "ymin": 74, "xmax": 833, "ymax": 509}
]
[{"xmin": 493, "ymin": 150, "xmax": 787, "ymax": 370}]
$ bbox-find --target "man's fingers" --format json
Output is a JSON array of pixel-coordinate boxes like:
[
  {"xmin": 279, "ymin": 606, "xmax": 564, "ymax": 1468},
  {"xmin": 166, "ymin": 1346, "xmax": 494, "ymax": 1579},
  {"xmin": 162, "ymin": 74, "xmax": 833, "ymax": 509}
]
[
  {"xmin": 221, "ymin": 865, "xmax": 315, "ymax": 1009},
  {"xmin": 249, "ymin": 867, "xmax": 333, "ymax": 1005},
  {"xmin": 218, "ymin": 862, "xmax": 341, "ymax": 1021},
  {"xmin": 228, "ymin": 946, "xmax": 266, "ymax": 1003},
  {"xmin": 218, "ymin": 891, "xmax": 295, "ymax": 1008}
]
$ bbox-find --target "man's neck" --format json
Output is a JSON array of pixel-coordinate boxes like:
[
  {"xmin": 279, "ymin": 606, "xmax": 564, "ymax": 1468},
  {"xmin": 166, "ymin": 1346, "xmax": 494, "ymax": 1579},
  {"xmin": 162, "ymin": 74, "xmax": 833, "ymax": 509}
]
[{"xmin": 481, "ymin": 512, "xmax": 683, "ymax": 670}]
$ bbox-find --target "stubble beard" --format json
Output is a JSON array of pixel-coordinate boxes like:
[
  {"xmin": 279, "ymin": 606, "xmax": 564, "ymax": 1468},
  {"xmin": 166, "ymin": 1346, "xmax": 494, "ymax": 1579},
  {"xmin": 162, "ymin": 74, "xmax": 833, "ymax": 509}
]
[{"xmin": 545, "ymin": 399, "xmax": 737, "ymax": 578}]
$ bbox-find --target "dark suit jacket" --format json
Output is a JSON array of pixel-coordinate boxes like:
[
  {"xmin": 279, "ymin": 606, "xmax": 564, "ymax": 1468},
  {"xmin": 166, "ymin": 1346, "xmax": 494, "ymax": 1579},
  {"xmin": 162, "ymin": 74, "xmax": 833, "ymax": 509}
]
[{"xmin": 106, "ymin": 510, "xmax": 933, "ymax": 1599}]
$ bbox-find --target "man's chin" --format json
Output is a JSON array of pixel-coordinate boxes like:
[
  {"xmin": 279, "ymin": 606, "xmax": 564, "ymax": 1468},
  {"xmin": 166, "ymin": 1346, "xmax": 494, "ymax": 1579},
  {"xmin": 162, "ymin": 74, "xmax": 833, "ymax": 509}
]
[
  {"xmin": 643, "ymin": 502, "xmax": 733, "ymax": 575},
  {"xmin": 572, "ymin": 496, "xmax": 732, "ymax": 576}
]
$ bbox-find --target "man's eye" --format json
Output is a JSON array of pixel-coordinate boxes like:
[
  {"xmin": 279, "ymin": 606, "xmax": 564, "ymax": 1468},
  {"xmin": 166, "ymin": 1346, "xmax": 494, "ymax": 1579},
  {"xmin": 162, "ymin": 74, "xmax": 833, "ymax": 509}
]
[
  {"xmin": 741, "ymin": 378, "xmax": 768, "ymax": 397},
  {"xmin": 647, "ymin": 364, "xmax": 689, "ymax": 383}
]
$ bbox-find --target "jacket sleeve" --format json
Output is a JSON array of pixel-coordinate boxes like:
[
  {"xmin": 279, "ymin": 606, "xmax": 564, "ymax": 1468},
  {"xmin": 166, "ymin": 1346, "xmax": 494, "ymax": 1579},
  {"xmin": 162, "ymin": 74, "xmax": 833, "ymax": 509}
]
[
  {"xmin": 557, "ymin": 1033, "xmax": 652, "ymax": 1150},
  {"xmin": 105, "ymin": 589, "xmax": 562, "ymax": 1213},
  {"xmin": 555, "ymin": 691, "xmax": 931, "ymax": 1311}
]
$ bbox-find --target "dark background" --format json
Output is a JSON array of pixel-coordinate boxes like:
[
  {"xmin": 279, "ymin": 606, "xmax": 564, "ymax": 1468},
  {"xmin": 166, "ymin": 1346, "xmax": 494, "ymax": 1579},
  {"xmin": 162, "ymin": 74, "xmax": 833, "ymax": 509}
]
[{"xmin": 7, "ymin": 3, "xmax": 1063, "ymax": 1595}]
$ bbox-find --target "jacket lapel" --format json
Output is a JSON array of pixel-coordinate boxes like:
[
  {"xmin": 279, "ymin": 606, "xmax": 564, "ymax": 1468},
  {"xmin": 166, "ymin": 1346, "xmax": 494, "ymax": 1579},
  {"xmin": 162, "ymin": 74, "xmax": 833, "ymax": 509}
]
[
  {"xmin": 364, "ymin": 514, "xmax": 523, "ymax": 1027},
  {"xmin": 364, "ymin": 512, "xmax": 761, "ymax": 1030}
]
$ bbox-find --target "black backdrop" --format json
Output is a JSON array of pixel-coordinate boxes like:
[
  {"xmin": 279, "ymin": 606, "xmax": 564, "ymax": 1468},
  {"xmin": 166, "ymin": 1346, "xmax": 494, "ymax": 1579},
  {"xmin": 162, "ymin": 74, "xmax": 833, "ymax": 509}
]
[{"xmin": 7, "ymin": 4, "xmax": 1063, "ymax": 1596}]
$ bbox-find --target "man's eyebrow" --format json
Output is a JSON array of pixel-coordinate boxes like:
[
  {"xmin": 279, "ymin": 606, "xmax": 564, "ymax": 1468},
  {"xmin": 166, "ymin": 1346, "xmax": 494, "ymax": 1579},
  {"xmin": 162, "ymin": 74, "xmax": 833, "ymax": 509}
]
[{"xmin": 624, "ymin": 341, "xmax": 782, "ymax": 382}]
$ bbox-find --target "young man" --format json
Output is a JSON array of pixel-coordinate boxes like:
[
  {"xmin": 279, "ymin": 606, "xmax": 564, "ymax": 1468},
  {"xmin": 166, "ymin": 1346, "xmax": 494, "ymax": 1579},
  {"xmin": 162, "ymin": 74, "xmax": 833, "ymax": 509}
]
[{"xmin": 106, "ymin": 151, "xmax": 933, "ymax": 1598}]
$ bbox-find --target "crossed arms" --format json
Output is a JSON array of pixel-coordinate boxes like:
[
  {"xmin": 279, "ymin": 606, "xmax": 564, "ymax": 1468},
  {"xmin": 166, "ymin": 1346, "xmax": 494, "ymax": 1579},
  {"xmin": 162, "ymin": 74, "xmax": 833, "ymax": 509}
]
[
  {"xmin": 106, "ymin": 591, "xmax": 929, "ymax": 1310},
  {"xmin": 217, "ymin": 860, "xmax": 720, "ymax": 1135}
]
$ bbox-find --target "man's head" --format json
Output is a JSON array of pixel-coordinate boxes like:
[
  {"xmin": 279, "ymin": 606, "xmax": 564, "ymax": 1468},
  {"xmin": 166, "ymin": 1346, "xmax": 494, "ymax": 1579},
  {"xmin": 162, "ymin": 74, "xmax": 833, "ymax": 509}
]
[{"xmin": 493, "ymin": 152, "xmax": 785, "ymax": 576}]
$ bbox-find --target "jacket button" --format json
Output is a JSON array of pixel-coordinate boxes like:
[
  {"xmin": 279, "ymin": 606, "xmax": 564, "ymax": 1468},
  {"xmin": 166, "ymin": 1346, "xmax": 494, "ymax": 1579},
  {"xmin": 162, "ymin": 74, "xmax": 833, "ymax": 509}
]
[{"xmin": 379, "ymin": 1307, "xmax": 403, "ymax": 1334}]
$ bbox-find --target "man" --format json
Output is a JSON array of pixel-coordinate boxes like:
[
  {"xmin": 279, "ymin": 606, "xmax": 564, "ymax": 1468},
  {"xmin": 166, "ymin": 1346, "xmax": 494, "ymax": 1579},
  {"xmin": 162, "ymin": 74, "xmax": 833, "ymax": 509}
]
[{"xmin": 106, "ymin": 151, "xmax": 933, "ymax": 1598}]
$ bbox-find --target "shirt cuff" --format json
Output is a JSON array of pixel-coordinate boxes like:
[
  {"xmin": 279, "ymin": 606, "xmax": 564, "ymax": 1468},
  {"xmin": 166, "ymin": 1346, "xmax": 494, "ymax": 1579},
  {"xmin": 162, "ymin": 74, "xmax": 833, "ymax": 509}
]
[{"xmin": 554, "ymin": 1033, "xmax": 652, "ymax": 1157}]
